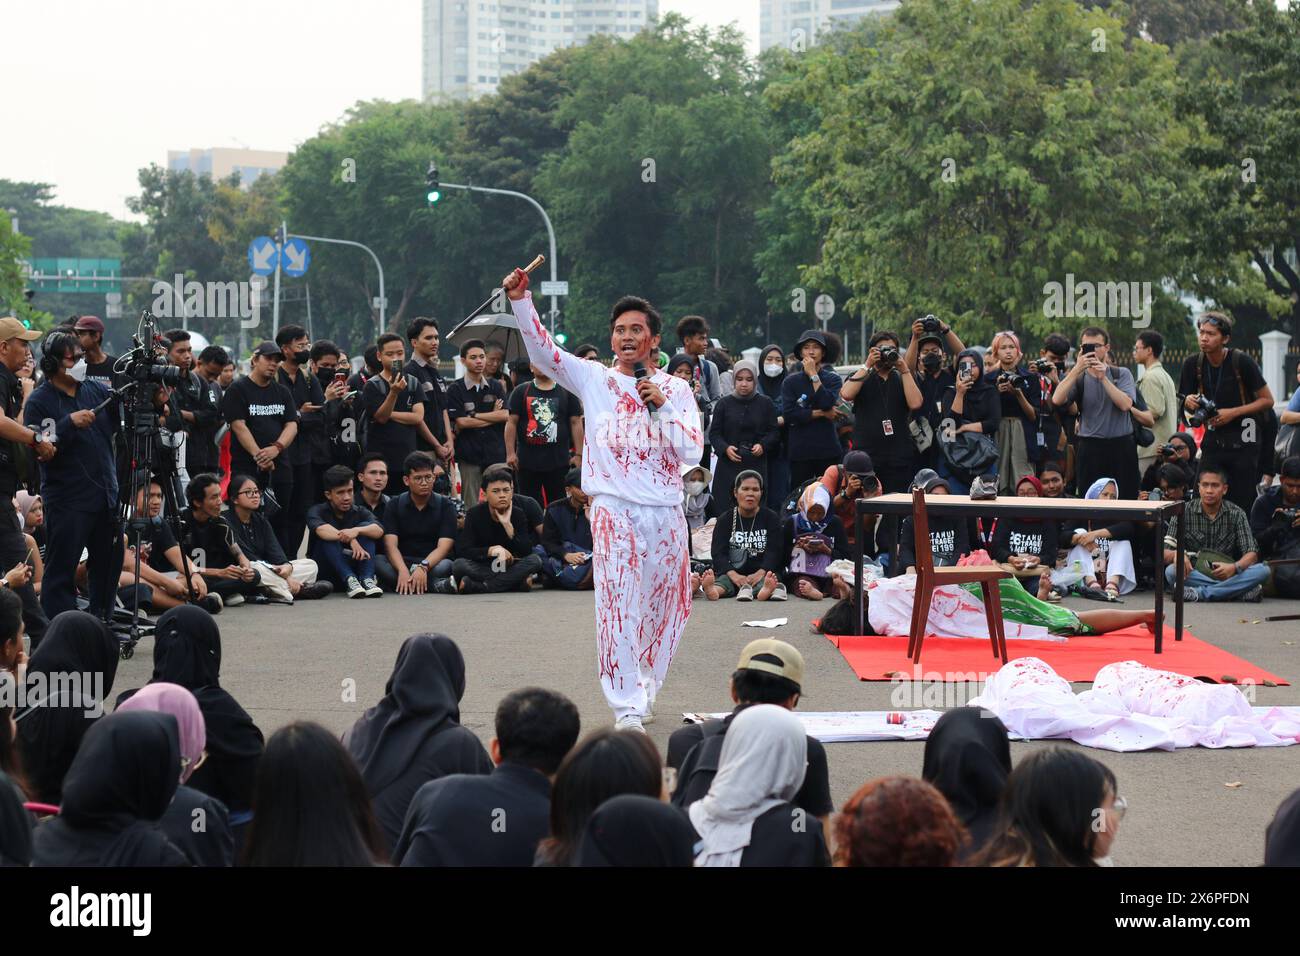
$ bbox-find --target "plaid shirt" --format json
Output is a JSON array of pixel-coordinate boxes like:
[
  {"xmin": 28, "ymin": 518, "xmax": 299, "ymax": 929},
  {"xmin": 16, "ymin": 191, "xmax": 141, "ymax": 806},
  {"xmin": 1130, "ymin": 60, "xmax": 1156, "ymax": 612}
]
[{"xmin": 1164, "ymin": 498, "xmax": 1258, "ymax": 559}]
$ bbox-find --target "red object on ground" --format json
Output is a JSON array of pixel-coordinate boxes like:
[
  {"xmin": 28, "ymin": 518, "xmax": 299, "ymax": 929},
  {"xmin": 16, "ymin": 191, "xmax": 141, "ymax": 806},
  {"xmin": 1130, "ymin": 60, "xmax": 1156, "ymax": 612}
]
[{"xmin": 824, "ymin": 625, "xmax": 1289, "ymax": 686}]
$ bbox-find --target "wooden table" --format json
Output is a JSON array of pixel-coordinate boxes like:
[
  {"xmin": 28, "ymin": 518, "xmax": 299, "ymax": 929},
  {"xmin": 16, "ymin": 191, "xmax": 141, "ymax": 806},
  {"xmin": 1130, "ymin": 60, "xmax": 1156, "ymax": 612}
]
[{"xmin": 853, "ymin": 494, "xmax": 1187, "ymax": 652}]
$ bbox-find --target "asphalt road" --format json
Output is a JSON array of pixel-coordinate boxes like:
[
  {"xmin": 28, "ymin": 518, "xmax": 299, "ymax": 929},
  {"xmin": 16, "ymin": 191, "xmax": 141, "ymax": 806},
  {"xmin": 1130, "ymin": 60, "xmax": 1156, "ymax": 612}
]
[{"xmin": 108, "ymin": 587, "xmax": 1300, "ymax": 867}]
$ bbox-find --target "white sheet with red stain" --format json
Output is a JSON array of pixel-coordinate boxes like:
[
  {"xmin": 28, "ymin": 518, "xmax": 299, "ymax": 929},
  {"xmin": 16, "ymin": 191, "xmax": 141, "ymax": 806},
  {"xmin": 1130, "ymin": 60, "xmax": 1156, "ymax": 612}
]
[
  {"xmin": 590, "ymin": 496, "xmax": 692, "ymax": 720},
  {"xmin": 970, "ymin": 657, "xmax": 1300, "ymax": 751},
  {"xmin": 510, "ymin": 291, "xmax": 702, "ymax": 507},
  {"xmin": 863, "ymin": 573, "xmax": 1062, "ymax": 642}
]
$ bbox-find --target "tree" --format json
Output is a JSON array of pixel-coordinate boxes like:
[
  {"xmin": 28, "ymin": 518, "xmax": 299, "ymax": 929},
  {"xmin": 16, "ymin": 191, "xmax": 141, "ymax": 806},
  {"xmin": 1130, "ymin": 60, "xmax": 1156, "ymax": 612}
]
[
  {"xmin": 771, "ymin": 0, "xmax": 1196, "ymax": 347},
  {"xmin": 0, "ymin": 214, "xmax": 49, "ymax": 329}
]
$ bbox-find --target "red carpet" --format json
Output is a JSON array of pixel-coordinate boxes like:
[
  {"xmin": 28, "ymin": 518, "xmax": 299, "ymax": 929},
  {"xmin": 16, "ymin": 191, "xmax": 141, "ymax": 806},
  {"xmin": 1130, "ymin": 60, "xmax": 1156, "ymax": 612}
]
[{"xmin": 825, "ymin": 625, "xmax": 1289, "ymax": 685}]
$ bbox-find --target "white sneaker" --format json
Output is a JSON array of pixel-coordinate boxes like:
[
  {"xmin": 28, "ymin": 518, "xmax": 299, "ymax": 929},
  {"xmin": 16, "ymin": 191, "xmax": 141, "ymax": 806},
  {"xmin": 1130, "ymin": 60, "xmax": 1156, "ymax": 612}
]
[
  {"xmin": 362, "ymin": 578, "xmax": 384, "ymax": 598},
  {"xmin": 642, "ymin": 704, "xmax": 656, "ymax": 725},
  {"xmin": 736, "ymin": 584, "xmax": 754, "ymax": 602},
  {"xmin": 615, "ymin": 714, "xmax": 646, "ymax": 734},
  {"xmin": 224, "ymin": 593, "xmax": 245, "ymax": 607},
  {"xmin": 346, "ymin": 576, "xmax": 366, "ymax": 599}
]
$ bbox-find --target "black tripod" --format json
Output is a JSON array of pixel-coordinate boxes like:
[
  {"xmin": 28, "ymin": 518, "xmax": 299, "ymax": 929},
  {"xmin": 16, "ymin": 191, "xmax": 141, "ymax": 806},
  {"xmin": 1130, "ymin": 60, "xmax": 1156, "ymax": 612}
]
[{"xmin": 110, "ymin": 380, "xmax": 198, "ymax": 660}]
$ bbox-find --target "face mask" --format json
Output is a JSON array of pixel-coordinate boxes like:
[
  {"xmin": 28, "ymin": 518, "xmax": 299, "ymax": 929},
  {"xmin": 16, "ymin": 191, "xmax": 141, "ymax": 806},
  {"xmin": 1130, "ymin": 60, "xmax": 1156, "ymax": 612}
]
[
  {"xmin": 69, "ymin": 359, "xmax": 87, "ymax": 383},
  {"xmin": 685, "ymin": 481, "xmax": 706, "ymax": 497},
  {"xmin": 921, "ymin": 353, "xmax": 942, "ymax": 370},
  {"xmin": 763, "ymin": 363, "xmax": 784, "ymax": 378},
  {"xmin": 293, "ymin": 350, "xmax": 311, "ymax": 365},
  {"xmin": 317, "ymin": 368, "xmax": 338, "ymax": 386}
]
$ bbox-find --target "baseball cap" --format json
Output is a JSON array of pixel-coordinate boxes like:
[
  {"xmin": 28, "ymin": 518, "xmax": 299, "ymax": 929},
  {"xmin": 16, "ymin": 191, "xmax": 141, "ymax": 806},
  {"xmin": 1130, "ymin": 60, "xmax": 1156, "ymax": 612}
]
[
  {"xmin": 918, "ymin": 332, "xmax": 944, "ymax": 348},
  {"xmin": 252, "ymin": 341, "xmax": 283, "ymax": 358},
  {"xmin": 911, "ymin": 468, "xmax": 948, "ymax": 493},
  {"xmin": 842, "ymin": 450, "xmax": 874, "ymax": 477},
  {"xmin": 794, "ymin": 329, "xmax": 827, "ymax": 351},
  {"xmin": 73, "ymin": 315, "xmax": 105, "ymax": 333},
  {"xmin": 737, "ymin": 639, "xmax": 804, "ymax": 689},
  {"xmin": 0, "ymin": 317, "xmax": 41, "ymax": 342},
  {"xmin": 564, "ymin": 467, "xmax": 582, "ymax": 489}
]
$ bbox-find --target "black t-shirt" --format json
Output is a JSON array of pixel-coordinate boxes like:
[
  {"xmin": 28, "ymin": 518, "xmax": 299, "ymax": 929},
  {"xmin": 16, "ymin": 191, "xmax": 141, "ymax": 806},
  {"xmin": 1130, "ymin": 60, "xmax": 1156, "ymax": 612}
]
[
  {"xmin": 710, "ymin": 506, "xmax": 783, "ymax": 576},
  {"xmin": 179, "ymin": 513, "xmax": 241, "ymax": 570},
  {"xmin": 84, "ymin": 355, "xmax": 121, "ymax": 391},
  {"xmin": 139, "ymin": 517, "xmax": 180, "ymax": 574},
  {"xmin": 898, "ymin": 515, "xmax": 970, "ymax": 569},
  {"xmin": 850, "ymin": 370, "xmax": 912, "ymax": 465},
  {"xmin": 382, "ymin": 491, "xmax": 457, "ymax": 560},
  {"xmin": 362, "ymin": 375, "xmax": 423, "ymax": 470},
  {"xmin": 405, "ymin": 358, "xmax": 448, "ymax": 447},
  {"xmin": 220, "ymin": 376, "xmax": 299, "ymax": 474},
  {"xmin": 277, "ymin": 365, "xmax": 325, "ymax": 467},
  {"xmin": 667, "ymin": 709, "xmax": 835, "ymax": 819},
  {"xmin": 507, "ymin": 381, "xmax": 582, "ymax": 472},
  {"xmin": 307, "ymin": 502, "xmax": 380, "ymax": 535},
  {"xmin": 1177, "ymin": 350, "xmax": 1267, "ymax": 450},
  {"xmin": 446, "ymin": 378, "xmax": 507, "ymax": 467},
  {"xmin": 917, "ymin": 368, "xmax": 955, "ymax": 427},
  {"xmin": 990, "ymin": 516, "xmax": 1057, "ymax": 567}
]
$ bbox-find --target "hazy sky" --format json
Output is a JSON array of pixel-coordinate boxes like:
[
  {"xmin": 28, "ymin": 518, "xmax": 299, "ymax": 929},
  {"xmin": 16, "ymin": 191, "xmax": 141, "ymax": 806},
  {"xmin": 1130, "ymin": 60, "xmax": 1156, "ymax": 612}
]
[{"xmin": 0, "ymin": 1, "xmax": 759, "ymax": 222}]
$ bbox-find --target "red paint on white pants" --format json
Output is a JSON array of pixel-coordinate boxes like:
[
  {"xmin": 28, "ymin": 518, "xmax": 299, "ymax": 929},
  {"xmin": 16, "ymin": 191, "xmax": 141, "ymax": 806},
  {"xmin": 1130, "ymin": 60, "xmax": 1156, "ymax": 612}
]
[{"xmin": 590, "ymin": 495, "xmax": 692, "ymax": 720}]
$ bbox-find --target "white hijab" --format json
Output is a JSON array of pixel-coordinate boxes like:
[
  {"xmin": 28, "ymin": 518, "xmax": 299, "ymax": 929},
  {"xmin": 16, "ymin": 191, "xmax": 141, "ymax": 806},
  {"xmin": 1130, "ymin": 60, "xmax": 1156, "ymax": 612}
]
[{"xmin": 689, "ymin": 705, "xmax": 808, "ymax": 867}]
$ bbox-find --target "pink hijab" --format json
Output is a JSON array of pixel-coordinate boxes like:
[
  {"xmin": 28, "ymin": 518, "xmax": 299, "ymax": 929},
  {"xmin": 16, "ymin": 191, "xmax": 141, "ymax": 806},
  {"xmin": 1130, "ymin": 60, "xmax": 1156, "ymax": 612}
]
[
  {"xmin": 116, "ymin": 682, "xmax": 206, "ymax": 783},
  {"xmin": 15, "ymin": 491, "xmax": 40, "ymax": 529}
]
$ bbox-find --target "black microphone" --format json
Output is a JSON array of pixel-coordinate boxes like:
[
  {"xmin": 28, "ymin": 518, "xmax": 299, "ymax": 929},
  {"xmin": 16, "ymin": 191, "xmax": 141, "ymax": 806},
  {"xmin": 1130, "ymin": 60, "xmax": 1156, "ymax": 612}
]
[{"xmin": 633, "ymin": 361, "xmax": 653, "ymax": 418}]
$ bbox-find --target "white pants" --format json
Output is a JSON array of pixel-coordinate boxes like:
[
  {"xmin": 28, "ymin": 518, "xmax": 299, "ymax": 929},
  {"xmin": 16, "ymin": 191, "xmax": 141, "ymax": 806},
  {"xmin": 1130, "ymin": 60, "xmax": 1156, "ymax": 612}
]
[
  {"xmin": 590, "ymin": 495, "xmax": 692, "ymax": 720},
  {"xmin": 252, "ymin": 559, "xmax": 318, "ymax": 603},
  {"xmin": 1065, "ymin": 540, "xmax": 1136, "ymax": 595}
]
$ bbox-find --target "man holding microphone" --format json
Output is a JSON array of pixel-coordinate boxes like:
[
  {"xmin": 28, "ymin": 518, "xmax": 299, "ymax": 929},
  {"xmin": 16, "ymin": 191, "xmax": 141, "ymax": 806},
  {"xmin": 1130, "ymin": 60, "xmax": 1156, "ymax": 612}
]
[{"xmin": 23, "ymin": 330, "xmax": 122, "ymax": 620}]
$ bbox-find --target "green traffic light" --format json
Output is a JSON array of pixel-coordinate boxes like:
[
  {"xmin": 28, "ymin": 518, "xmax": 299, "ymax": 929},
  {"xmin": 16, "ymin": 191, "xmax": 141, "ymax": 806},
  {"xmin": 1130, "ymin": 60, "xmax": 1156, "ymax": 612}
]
[
  {"xmin": 427, "ymin": 190, "xmax": 441, "ymax": 204},
  {"xmin": 555, "ymin": 332, "xmax": 568, "ymax": 345}
]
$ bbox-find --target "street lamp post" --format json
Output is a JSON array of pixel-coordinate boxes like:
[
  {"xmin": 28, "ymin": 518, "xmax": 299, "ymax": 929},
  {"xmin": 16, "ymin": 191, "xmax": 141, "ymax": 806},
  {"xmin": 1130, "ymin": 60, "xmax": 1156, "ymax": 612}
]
[
  {"xmin": 284, "ymin": 229, "xmax": 387, "ymax": 342},
  {"xmin": 438, "ymin": 182, "xmax": 559, "ymax": 332}
]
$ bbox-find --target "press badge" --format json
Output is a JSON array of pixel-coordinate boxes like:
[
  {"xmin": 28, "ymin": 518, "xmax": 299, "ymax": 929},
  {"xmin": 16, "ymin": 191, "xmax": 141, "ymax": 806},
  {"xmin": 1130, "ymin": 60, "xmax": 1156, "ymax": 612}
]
[{"xmin": 882, "ymin": 420, "xmax": 894, "ymax": 436}]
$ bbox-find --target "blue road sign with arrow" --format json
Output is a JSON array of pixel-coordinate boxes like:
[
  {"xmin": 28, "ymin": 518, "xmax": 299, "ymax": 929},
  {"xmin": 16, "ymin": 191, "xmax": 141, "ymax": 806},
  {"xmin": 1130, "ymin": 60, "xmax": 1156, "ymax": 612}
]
[
  {"xmin": 281, "ymin": 237, "xmax": 311, "ymax": 277},
  {"xmin": 248, "ymin": 237, "xmax": 278, "ymax": 275}
]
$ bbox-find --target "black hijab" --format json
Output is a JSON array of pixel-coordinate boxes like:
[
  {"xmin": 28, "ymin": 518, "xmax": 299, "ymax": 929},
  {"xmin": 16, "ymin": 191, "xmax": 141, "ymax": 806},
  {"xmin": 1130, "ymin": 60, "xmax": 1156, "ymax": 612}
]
[
  {"xmin": 1265, "ymin": 788, "xmax": 1300, "ymax": 867},
  {"xmin": 33, "ymin": 710, "xmax": 185, "ymax": 867},
  {"xmin": 953, "ymin": 348, "xmax": 992, "ymax": 396},
  {"xmin": 921, "ymin": 707, "xmax": 1011, "ymax": 853},
  {"xmin": 758, "ymin": 344, "xmax": 787, "ymax": 402},
  {"xmin": 574, "ymin": 796, "xmax": 698, "ymax": 867},
  {"xmin": 116, "ymin": 606, "xmax": 263, "ymax": 809},
  {"xmin": 26, "ymin": 610, "xmax": 119, "ymax": 700},
  {"xmin": 346, "ymin": 634, "xmax": 466, "ymax": 794},
  {"xmin": 0, "ymin": 771, "xmax": 31, "ymax": 866}
]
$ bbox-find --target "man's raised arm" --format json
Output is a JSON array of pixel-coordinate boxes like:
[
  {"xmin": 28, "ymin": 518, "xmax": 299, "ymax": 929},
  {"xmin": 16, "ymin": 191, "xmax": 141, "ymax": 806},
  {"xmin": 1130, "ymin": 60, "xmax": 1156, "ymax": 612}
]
[{"xmin": 504, "ymin": 274, "xmax": 598, "ymax": 398}]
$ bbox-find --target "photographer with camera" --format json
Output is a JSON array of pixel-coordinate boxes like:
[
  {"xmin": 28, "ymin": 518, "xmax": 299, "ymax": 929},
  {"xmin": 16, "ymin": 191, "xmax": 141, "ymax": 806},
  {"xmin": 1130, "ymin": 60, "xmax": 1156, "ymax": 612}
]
[
  {"xmin": 162, "ymin": 330, "xmax": 223, "ymax": 482},
  {"xmin": 905, "ymin": 316, "xmax": 964, "ymax": 469},
  {"xmin": 1140, "ymin": 431, "xmax": 1195, "ymax": 493},
  {"xmin": 1179, "ymin": 311, "xmax": 1273, "ymax": 513},
  {"xmin": 220, "ymin": 341, "xmax": 299, "ymax": 545},
  {"xmin": 840, "ymin": 331, "xmax": 922, "ymax": 498},
  {"xmin": 0, "ymin": 318, "xmax": 52, "ymax": 645},
  {"xmin": 1249, "ymin": 456, "xmax": 1300, "ymax": 597},
  {"xmin": 23, "ymin": 331, "xmax": 122, "ymax": 620},
  {"xmin": 1051, "ymin": 327, "xmax": 1140, "ymax": 500},
  {"xmin": 987, "ymin": 331, "xmax": 1041, "ymax": 494}
]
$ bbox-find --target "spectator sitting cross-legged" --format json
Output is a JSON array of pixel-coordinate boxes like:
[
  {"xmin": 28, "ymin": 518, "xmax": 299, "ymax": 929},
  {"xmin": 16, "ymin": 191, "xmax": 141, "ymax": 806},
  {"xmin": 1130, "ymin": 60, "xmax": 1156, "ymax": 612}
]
[
  {"xmin": 224, "ymin": 474, "xmax": 332, "ymax": 604},
  {"xmin": 376, "ymin": 451, "xmax": 458, "ymax": 596},
  {"xmin": 453, "ymin": 463, "xmax": 544, "ymax": 594},
  {"xmin": 181, "ymin": 474, "xmax": 261, "ymax": 608},
  {"xmin": 307, "ymin": 465, "xmax": 385, "ymax": 599},
  {"xmin": 537, "ymin": 468, "xmax": 595, "ymax": 591},
  {"xmin": 394, "ymin": 687, "xmax": 581, "ymax": 867},
  {"xmin": 699, "ymin": 470, "xmax": 785, "ymax": 602},
  {"xmin": 1163, "ymin": 464, "xmax": 1269, "ymax": 603},
  {"xmin": 781, "ymin": 483, "xmax": 849, "ymax": 601}
]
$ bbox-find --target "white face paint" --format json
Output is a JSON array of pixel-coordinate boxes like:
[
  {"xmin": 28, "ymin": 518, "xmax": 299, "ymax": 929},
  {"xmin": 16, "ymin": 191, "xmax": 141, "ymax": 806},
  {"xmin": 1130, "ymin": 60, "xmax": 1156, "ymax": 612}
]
[{"xmin": 69, "ymin": 359, "xmax": 88, "ymax": 383}]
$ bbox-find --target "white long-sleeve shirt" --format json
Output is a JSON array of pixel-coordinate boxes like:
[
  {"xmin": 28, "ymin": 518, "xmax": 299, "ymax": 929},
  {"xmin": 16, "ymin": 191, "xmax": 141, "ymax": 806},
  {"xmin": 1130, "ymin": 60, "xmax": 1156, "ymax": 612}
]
[{"xmin": 511, "ymin": 291, "xmax": 703, "ymax": 506}]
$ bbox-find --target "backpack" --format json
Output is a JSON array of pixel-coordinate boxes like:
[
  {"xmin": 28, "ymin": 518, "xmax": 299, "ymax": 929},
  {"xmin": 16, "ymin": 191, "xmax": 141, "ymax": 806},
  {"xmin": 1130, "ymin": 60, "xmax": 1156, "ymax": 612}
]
[{"xmin": 670, "ymin": 719, "xmax": 728, "ymax": 809}]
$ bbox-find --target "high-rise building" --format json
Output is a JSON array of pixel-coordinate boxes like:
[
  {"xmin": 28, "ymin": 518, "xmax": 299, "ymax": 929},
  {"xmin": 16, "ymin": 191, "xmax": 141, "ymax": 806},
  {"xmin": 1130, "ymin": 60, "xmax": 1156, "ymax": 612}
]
[
  {"xmin": 166, "ymin": 148, "xmax": 288, "ymax": 187},
  {"xmin": 422, "ymin": 0, "xmax": 660, "ymax": 101},
  {"xmin": 759, "ymin": 0, "xmax": 898, "ymax": 52}
]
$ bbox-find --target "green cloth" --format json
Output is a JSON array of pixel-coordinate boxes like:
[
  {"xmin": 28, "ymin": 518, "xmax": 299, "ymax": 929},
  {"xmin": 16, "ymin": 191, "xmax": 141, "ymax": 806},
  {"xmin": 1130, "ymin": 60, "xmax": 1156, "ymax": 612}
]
[{"xmin": 959, "ymin": 576, "xmax": 1097, "ymax": 636}]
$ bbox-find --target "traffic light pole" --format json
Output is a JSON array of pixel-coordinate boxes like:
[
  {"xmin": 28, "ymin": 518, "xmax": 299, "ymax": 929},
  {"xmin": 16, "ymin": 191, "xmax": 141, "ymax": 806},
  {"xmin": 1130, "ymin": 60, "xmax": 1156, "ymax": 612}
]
[{"xmin": 438, "ymin": 182, "xmax": 559, "ymax": 332}]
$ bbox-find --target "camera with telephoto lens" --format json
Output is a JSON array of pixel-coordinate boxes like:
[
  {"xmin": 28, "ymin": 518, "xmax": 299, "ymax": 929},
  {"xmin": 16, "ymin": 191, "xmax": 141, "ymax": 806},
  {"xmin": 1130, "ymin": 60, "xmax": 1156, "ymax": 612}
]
[
  {"xmin": 918, "ymin": 314, "xmax": 943, "ymax": 334},
  {"xmin": 1187, "ymin": 395, "xmax": 1218, "ymax": 428},
  {"xmin": 121, "ymin": 311, "xmax": 185, "ymax": 387},
  {"xmin": 1031, "ymin": 358, "xmax": 1055, "ymax": 375},
  {"xmin": 877, "ymin": 345, "xmax": 899, "ymax": 367},
  {"xmin": 997, "ymin": 370, "xmax": 1028, "ymax": 390}
]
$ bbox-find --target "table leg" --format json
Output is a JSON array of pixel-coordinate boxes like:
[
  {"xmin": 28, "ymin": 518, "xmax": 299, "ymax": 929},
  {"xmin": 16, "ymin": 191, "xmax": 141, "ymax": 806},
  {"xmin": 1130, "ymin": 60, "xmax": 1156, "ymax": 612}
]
[
  {"xmin": 1175, "ymin": 505, "xmax": 1185, "ymax": 642},
  {"xmin": 1153, "ymin": 512, "xmax": 1164, "ymax": 654},
  {"xmin": 854, "ymin": 505, "xmax": 864, "ymax": 636}
]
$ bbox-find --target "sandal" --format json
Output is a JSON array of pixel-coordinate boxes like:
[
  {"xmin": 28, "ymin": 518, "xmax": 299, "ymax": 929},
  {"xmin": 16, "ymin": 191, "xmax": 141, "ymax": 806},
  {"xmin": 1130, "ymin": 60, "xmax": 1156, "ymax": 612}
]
[
  {"xmin": 1104, "ymin": 584, "xmax": 1123, "ymax": 603},
  {"xmin": 1080, "ymin": 585, "xmax": 1111, "ymax": 602},
  {"xmin": 1043, "ymin": 589, "xmax": 1062, "ymax": 604}
]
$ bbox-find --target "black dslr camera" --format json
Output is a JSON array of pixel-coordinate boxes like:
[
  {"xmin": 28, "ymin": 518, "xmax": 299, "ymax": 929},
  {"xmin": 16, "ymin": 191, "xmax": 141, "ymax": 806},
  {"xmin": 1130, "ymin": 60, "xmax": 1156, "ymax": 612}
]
[
  {"xmin": 1274, "ymin": 507, "xmax": 1300, "ymax": 524},
  {"xmin": 1187, "ymin": 396, "xmax": 1218, "ymax": 428},
  {"xmin": 1160, "ymin": 443, "xmax": 1179, "ymax": 460},
  {"xmin": 997, "ymin": 370, "xmax": 1028, "ymax": 390},
  {"xmin": 877, "ymin": 345, "xmax": 900, "ymax": 368},
  {"xmin": 918, "ymin": 314, "xmax": 943, "ymax": 334},
  {"xmin": 1030, "ymin": 358, "xmax": 1055, "ymax": 375}
]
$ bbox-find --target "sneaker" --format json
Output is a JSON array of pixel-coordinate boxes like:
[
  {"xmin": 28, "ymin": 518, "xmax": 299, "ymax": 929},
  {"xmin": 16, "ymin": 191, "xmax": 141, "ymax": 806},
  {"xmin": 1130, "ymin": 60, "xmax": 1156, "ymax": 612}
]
[
  {"xmin": 460, "ymin": 577, "xmax": 487, "ymax": 595},
  {"xmin": 969, "ymin": 475, "xmax": 998, "ymax": 500},
  {"xmin": 614, "ymin": 714, "xmax": 646, "ymax": 734},
  {"xmin": 736, "ymin": 584, "xmax": 754, "ymax": 602},
  {"xmin": 1242, "ymin": 584, "xmax": 1263, "ymax": 603},
  {"xmin": 642, "ymin": 701, "xmax": 656, "ymax": 725},
  {"xmin": 1182, "ymin": 586, "xmax": 1200, "ymax": 603},
  {"xmin": 770, "ymin": 583, "xmax": 788, "ymax": 601},
  {"xmin": 430, "ymin": 576, "xmax": 457, "ymax": 595},
  {"xmin": 346, "ymin": 576, "xmax": 366, "ymax": 599},
  {"xmin": 362, "ymin": 578, "xmax": 384, "ymax": 598},
  {"xmin": 198, "ymin": 594, "xmax": 223, "ymax": 615},
  {"xmin": 225, "ymin": 593, "xmax": 246, "ymax": 607},
  {"xmin": 298, "ymin": 581, "xmax": 333, "ymax": 600}
]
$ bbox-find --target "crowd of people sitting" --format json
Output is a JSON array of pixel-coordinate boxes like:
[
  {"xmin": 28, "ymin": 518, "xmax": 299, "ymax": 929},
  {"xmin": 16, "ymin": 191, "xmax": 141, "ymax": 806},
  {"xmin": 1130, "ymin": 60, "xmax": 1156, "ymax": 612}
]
[{"xmin": 4, "ymin": 618, "xmax": 1296, "ymax": 867}]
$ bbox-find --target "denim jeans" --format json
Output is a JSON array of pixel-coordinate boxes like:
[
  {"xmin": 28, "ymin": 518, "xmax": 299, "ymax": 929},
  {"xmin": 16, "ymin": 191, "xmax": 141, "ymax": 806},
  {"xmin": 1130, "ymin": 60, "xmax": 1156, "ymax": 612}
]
[
  {"xmin": 1164, "ymin": 562, "xmax": 1269, "ymax": 601},
  {"xmin": 374, "ymin": 554, "xmax": 453, "ymax": 591},
  {"xmin": 316, "ymin": 536, "xmax": 377, "ymax": 586}
]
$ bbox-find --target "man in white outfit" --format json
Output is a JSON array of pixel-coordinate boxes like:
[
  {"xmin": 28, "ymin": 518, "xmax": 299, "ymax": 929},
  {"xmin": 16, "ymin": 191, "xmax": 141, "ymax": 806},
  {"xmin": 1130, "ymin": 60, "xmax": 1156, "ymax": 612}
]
[{"xmin": 504, "ymin": 267, "xmax": 703, "ymax": 732}]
